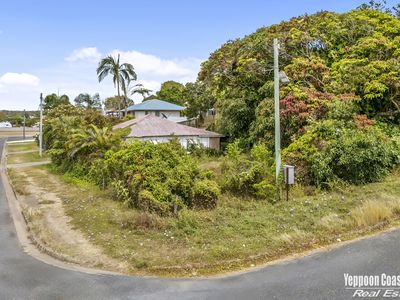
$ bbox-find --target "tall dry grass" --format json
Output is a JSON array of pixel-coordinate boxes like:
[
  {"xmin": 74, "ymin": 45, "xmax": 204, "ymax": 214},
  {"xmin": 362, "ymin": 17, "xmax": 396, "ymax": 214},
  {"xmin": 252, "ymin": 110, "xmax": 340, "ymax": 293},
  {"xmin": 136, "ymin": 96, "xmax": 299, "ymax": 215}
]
[{"xmin": 351, "ymin": 200, "xmax": 392, "ymax": 227}]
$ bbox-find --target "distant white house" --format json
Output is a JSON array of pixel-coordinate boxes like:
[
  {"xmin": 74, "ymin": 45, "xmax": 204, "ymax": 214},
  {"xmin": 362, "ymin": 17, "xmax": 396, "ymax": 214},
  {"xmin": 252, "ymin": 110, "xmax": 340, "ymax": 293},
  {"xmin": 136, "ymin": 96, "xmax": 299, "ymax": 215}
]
[
  {"xmin": 126, "ymin": 99, "xmax": 187, "ymax": 123},
  {"xmin": 113, "ymin": 115, "xmax": 223, "ymax": 150}
]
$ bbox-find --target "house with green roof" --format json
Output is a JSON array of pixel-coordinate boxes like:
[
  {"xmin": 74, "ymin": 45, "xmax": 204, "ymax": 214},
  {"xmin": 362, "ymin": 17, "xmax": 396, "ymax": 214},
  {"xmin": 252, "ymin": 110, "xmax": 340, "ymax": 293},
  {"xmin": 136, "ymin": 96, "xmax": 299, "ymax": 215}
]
[{"xmin": 126, "ymin": 99, "xmax": 186, "ymax": 122}]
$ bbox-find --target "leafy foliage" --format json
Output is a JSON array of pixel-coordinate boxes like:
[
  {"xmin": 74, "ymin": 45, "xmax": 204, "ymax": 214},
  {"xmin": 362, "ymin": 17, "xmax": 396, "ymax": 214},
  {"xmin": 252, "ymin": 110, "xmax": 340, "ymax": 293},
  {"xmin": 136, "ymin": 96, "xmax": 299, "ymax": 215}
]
[
  {"xmin": 104, "ymin": 96, "xmax": 129, "ymax": 112},
  {"xmin": 97, "ymin": 54, "xmax": 137, "ymax": 115},
  {"xmin": 194, "ymin": 7, "xmax": 400, "ymax": 145},
  {"xmin": 221, "ymin": 141, "xmax": 275, "ymax": 199},
  {"xmin": 89, "ymin": 140, "xmax": 220, "ymax": 214},
  {"xmin": 155, "ymin": 80, "xmax": 185, "ymax": 105},
  {"xmin": 183, "ymin": 82, "xmax": 215, "ymax": 120},
  {"xmin": 284, "ymin": 117, "xmax": 400, "ymax": 187},
  {"xmin": 74, "ymin": 93, "xmax": 102, "ymax": 110},
  {"xmin": 129, "ymin": 83, "xmax": 152, "ymax": 100},
  {"xmin": 43, "ymin": 93, "xmax": 70, "ymax": 111},
  {"xmin": 42, "ymin": 104, "xmax": 115, "ymax": 168},
  {"xmin": 43, "ymin": 107, "xmax": 220, "ymax": 214}
]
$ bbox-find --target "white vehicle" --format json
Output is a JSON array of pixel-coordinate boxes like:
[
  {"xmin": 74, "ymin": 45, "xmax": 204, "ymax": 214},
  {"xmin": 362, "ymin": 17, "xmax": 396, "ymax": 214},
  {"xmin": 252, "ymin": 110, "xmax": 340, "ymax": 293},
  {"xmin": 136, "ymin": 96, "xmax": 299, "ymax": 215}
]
[{"xmin": 0, "ymin": 122, "xmax": 12, "ymax": 128}]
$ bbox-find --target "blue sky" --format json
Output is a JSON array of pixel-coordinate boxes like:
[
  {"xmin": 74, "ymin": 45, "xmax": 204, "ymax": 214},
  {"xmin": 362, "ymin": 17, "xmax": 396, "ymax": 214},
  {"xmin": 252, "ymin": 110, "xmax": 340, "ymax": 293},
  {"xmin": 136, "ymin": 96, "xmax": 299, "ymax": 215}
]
[{"xmin": 0, "ymin": 0, "xmax": 398, "ymax": 110}]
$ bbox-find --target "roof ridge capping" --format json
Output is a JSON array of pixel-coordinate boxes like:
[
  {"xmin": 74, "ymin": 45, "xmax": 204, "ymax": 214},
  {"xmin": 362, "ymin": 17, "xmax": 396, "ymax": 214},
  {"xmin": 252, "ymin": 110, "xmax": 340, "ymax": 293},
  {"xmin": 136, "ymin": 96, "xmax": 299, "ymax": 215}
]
[
  {"xmin": 127, "ymin": 99, "xmax": 185, "ymax": 111},
  {"xmin": 114, "ymin": 115, "xmax": 223, "ymax": 138}
]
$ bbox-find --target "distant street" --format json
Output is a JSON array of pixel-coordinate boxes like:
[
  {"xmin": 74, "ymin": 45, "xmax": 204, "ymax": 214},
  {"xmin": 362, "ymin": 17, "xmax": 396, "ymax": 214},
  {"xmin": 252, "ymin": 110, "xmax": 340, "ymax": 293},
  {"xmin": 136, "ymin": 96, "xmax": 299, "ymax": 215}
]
[
  {"xmin": 0, "ymin": 127, "xmax": 37, "ymax": 141},
  {"xmin": 0, "ymin": 137, "xmax": 400, "ymax": 299}
]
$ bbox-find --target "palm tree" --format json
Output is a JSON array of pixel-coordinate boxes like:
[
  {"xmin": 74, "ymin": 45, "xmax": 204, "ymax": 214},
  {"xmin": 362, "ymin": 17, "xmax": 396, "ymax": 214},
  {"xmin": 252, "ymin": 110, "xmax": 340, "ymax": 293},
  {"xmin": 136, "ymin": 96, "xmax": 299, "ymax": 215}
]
[
  {"xmin": 129, "ymin": 83, "xmax": 152, "ymax": 100},
  {"xmin": 121, "ymin": 81, "xmax": 134, "ymax": 116},
  {"xmin": 96, "ymin": 54, "xmax": 137, "ymax": 117},
  {"xmin": 67, "ymin": 124, "xmax": 119, "ymax": 160}
]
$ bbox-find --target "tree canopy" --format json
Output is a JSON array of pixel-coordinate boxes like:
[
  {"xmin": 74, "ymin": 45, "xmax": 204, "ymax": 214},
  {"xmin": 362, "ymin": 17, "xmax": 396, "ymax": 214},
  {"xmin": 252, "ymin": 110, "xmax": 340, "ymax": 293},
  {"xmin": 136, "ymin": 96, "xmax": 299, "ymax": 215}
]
[
  {"xmin": 43, "ymin": 93, "xmax": 70, "ymax": 111},
  {"xmin": 191, "ymin": 6, "xmax": 400, "ymax": 146},
  {"xmin": 156, "ymin": 80, "xmax": 186, "ymax": 105},
  {"xmin": 104, "ymin": 96, "xmax": 132, "ymax": 112},
  {"xmin": 74, "ymin": 93, "xmax": 102, "ymax": 110}
]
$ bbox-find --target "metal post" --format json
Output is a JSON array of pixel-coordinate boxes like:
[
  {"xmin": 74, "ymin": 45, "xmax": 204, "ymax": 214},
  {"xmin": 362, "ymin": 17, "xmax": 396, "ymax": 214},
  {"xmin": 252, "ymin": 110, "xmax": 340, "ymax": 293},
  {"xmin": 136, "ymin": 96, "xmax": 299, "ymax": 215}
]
[
  {"xmin": 23, "ymin": 109, "xmax": 26, "ymax": 140},
  {"xmin": 286, "ymin": 167, "xmax": 289, "ymax": 201},
  {"xmin": 39, "ymin": 93, "xmax": 43, "ymax": 157},
  {"xmin": 274, "ymin": 38, "xmax": 281, "ymax": 197}
]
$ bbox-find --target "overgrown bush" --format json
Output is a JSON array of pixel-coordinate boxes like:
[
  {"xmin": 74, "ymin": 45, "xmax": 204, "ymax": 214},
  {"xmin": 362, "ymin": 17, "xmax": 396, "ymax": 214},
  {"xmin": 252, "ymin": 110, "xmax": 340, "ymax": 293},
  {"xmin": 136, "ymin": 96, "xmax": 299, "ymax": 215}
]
[
  {"xmin": 42, "ymin": 105, "xmax": 220, "ymax": 215},
  {"xmin": 43, "ymin": 104, "xmax": 118, "ymax": 170},
  {"xmin": 284, "ymin": 119, "xmax": 400, "ymax": 187},
  {"xmin": 89, "ymin": 139, "xmax": 220, "ymax": 214},
  {"xmin": 193, "ymin": 179, "xmax": 220, "ymax": 209},
  {"xmin": 221, "ymin": 141, "xmax": 275, "ymax": 199},
  {"xmin": 187, "ymin": 142, "xmax": 220, "ymax": 157}
]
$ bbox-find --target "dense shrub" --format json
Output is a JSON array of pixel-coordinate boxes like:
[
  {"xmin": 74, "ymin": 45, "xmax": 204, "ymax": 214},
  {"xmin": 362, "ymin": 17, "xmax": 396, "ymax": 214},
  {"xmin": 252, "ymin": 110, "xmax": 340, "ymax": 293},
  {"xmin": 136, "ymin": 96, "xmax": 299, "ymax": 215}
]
[
  {"xmin": 284, "ymin": 120, "xmax": 400, "ymax": 187},
  {"xmin": 42, "ymin": 106, "xmax": 220, "ymax": 215},
  {"xmin": 187, "ymin": 142, "xmax": 220, "ymax": 157},
  {"xmin": 193, "ymin": 180, "xmax": 220, "ymax": 209},
  {"xmin": 221, "ymin": 141, "xmax": 275, "ymax": 199},
  {"xmin": 43, "ymin": 104, "xmax": 117, "ymax": 169},
  {"xmin": 89, "ymin": 140, "xmax": 220, "ymax": 214}
]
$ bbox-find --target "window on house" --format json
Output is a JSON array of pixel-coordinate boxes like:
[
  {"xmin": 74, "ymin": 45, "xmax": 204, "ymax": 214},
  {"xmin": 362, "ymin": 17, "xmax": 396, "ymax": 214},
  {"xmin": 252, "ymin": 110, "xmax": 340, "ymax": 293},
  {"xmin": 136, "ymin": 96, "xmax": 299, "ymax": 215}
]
[
  {"xmin": 145, "ymin": 111, "xmax": 149, "ymax": 115},
  {"xmin": 155, "ymin": 111, "xmax": 160, "ymax": 117}
]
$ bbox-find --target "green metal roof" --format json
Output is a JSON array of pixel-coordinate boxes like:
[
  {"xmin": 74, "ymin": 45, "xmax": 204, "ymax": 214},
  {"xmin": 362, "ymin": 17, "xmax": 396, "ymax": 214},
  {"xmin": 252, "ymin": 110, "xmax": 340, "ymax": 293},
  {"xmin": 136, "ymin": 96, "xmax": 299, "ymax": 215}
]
[{"xmin": 127, "ymin": 99, "xmax": 184, "ymax": 111}]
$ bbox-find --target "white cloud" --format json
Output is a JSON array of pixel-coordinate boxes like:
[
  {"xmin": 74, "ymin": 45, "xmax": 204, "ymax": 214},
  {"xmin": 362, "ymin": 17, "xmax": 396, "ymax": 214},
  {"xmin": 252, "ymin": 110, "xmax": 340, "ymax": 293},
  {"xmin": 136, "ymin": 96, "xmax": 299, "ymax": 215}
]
[
  {"xmin": 136, "ymin": 80, "xmax": 162, "ymax": 92},
  {"xmin": 111, "ymin": 49, "xmax": 202, "ymax": 79},
  {"xmin": 65, "ymin": 47, "xmax": 101, "ymax": 62},
  {"xmin": 0, "ymin": 72, "xmax": 40, "ymax": 86}
]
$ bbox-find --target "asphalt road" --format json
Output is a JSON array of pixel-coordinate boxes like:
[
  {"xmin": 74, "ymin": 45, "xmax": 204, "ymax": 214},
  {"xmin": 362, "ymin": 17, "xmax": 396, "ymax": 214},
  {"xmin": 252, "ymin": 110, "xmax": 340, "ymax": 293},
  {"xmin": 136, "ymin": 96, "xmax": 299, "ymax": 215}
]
[{"xmin": 1, "ymin": 138, "xmax": 400, "ymax": 300}]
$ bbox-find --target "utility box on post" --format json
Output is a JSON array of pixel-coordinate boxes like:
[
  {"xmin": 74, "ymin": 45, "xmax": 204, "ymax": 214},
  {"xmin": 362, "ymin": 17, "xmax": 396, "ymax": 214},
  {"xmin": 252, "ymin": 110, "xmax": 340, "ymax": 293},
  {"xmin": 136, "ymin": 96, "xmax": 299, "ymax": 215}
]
[
  {"xmin": 283, "ymin": 165, "xmax": 295, "ymax": 201},
  {"xmin": 283, "ymin": 165, "xmax": 295, "ymax": 185}
]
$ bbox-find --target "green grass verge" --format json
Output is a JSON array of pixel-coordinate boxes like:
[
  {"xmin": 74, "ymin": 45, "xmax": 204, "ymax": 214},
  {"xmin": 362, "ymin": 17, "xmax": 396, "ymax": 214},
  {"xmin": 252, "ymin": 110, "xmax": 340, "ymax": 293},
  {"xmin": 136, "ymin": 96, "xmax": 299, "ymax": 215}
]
[
  {"xmin": 6, "ymin": 142, "xmax": 48, "ymax": 164},
  {"xmin": 7, "ymin": 142, "xmax": 38, "ymax": 152}
]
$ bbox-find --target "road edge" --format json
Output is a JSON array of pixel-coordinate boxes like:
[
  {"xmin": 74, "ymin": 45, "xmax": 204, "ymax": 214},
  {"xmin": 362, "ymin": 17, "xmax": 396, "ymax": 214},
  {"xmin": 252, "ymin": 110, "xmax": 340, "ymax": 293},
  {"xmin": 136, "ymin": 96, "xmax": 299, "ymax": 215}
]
[{"xmin": 0, "ymin": 139, "xmax": 123, "ymax": 276}]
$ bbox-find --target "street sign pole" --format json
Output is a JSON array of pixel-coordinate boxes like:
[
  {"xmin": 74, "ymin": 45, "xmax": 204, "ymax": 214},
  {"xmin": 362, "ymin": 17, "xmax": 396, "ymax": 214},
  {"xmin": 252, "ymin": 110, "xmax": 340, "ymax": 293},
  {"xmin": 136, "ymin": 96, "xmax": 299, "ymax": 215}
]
[
  {"xmin": 23, "ymin": 109, "xmax": 26, "ymax": 140},
  {"xmin": 274, "ymin": 38, "xmax": 281, "ymax": 199},
  {"xmin": 39, "ymin": 93, "xmax": 43, "ymax": 157}
]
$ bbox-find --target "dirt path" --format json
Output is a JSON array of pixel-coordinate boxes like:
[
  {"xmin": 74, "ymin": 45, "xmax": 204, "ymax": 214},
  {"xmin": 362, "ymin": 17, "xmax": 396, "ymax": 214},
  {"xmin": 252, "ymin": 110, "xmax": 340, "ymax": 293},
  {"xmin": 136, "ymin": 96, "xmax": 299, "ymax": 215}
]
[{"xmin": 15, "ymin": 168, "xmax": 128, "ymax": 273}]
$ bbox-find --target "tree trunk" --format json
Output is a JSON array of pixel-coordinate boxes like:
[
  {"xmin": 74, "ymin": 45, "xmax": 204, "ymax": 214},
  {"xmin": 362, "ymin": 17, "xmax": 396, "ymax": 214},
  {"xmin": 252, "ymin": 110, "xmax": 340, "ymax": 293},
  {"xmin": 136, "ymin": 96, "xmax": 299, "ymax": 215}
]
[
  {"xmin": 117, "ymin": 79, "xmax": 122, "ymax": 119},
  {"xmin": 124, "ymin": 96, "xmax": 128, "ymax": 117}
]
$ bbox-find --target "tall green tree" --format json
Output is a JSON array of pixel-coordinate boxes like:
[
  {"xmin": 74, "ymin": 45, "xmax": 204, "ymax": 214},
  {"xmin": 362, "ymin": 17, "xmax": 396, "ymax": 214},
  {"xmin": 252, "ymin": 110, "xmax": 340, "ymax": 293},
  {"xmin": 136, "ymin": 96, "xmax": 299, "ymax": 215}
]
[
  {"xmin": 96, "ymin": 54, "xmax": 137, "ymax": 117},
  {"xmin": 184, "ymin": 82, "xmax": 215, "ymax": 119},
  {"xmin": 156, "ymin": 80, "xmax": 185, "ymax": 105},
  {"xmin": 104, "ymin": 96, "xmax": 125, "ymax": 112},
  {"xmin": 74, "ymin": 93, "xmax": 102, "ymax": 110},
  {"xmin": 196, "ymin": 7, "xmax": 400, "ymax": 145},
  {"xmin": 43, "ymin": 93, "xmax": 70, "ymax": 111}
]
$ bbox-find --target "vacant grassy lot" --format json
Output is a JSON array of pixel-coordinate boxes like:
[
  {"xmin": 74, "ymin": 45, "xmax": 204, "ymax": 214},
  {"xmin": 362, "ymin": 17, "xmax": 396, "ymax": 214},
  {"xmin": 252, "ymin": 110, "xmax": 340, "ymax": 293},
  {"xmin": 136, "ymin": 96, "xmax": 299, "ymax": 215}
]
[
  {"xmin": 6, "ymin": 142, "xmax": 48, "ymax": 164},
  {"xmin": 7, "ymin": 149, "xmax": 400, "ymax": 276}
]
